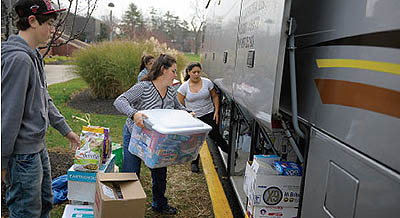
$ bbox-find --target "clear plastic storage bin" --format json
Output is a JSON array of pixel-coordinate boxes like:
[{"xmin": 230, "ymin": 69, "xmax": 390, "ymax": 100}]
[{"xmin": 129, "ymin": 109, "xmax": 212, "ymax": 168}]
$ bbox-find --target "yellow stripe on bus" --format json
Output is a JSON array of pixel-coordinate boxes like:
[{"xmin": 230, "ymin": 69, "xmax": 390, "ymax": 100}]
[
  {"xmin": 200, "ymin": 142, "xmax": 233, "ymax": 218},
  {"xmin": 316, "ymin": 59, "xmax": 400, "ymax": 75}
]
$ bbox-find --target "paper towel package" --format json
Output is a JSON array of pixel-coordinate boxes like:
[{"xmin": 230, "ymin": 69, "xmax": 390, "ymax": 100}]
[
  {"xmin": 62, "ymin": 204, "xmax": 93, "ymax": 218},
  {"xmin": 67, "ymin": 154, "xmax": 115, "ymax": 203},
  {"xmin": 128, "ymin": 109, "xmax": 212, "ymax": 168}
]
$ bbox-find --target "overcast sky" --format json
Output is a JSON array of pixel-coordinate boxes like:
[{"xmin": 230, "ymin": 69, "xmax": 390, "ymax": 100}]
[{"xmin": 91, "ymin": 0, "xmax": 198, "ymax": 22}]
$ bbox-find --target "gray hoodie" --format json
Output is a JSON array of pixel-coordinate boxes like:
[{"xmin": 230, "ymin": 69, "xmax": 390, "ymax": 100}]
[{"xmin": 1, "ymin": 35, "xmax": 72, "ymax": 170}]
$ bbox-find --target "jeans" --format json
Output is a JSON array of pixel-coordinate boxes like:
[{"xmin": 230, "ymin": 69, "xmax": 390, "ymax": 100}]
[
  {"xmin": 122, "ymin": 125, "xmax": 169, "ymax": 209},
  {"xmin": 192, "ymin": 112, "xmax": 229, "ymax": 166},
  {"xmin": 5, "ymin": 148, "xmax": 53, "ymax": 218}
]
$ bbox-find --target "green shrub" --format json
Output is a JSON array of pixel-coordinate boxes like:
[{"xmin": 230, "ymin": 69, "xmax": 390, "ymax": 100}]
[
  {"xmin": 43, "ymin": 55, "xmax": 72, "ymax": 64},
  {"xmin": 73, "ymin": 38, "xmax": 188, "ymax": 99}
]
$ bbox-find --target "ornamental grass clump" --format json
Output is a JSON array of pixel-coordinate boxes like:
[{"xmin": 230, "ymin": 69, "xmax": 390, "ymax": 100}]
[{"xmin": 73, "ymin": 38, "xmax": 188, "ymax": 99}]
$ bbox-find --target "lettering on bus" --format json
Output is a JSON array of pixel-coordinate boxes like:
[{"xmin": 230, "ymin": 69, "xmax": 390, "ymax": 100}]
[{"xmin": 238, "ymin": 35, "xmax": 255, "ymax": 48}]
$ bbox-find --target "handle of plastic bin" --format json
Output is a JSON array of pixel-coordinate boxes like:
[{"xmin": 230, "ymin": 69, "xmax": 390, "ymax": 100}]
[{"xmin": 143, "ymin": 118, "xmax": 154, "ymax": 130}]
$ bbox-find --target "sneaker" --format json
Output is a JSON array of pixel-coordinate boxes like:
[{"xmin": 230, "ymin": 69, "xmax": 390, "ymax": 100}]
[
  {"xmin": 152, "ymin": 205, "xmax": 177, "ymax": 215},
  {"xmin": 191, "ymin": 163, "xmax": 200, "ymax": 173}
]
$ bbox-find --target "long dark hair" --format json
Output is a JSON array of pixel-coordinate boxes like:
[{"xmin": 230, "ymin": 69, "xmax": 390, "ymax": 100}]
[
  {"xmin": 184, "ymin": 62, "xmax": 202, "ymax": 81},
  {"xmin": 139, "ymin": 54, "xmax": 154, "ymax": 73},
  {"xmin": 142, "ymin": 54, "xmax": 176, "ymax": 81}
]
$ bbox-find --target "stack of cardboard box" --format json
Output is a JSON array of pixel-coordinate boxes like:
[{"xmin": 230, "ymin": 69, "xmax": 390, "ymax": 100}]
[
  {"xmin": 243, "ymin": 155, "xmax": 301, "ymax": 218},
  {"xmin": 62, "ymin": 172, "xmax": 146, "ymax": 218},
  {"xmin": 63, "ymin": 158, "xmax": 147, "ymax": 218},
  {"xmin": 62, "ymin": 126, "xmax": 147, "ymax": 218},
  {"xmin": 67, "ymin": 154, "xmax": 116, "ymax": 203}
]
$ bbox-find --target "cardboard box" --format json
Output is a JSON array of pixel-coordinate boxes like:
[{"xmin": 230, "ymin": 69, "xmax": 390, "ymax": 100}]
[
  {"xmin": 244, "ymin": 160, "xmax": 280, "ymax": 198},
  {"xmin": 94, "ymin": 173, "xmax": 146, "ymax": 218},
  {"xmin": 246, "ymin": 200, "xmax": 298, "ymax": 218},
  {"xmin": 67, "ymin": 154, "xmax": 115, "ymax": 202},
  {"xmin": 62, "ymin": 204, "xmax": 93, "ymax": 218},
  {"xmin": 244, "ymin": 162, "xmax": 301, "ymax": 207}
]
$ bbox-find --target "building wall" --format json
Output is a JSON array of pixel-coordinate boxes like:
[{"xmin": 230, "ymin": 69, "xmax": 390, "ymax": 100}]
[
  {"xmin": 64, "ymin": 13, "xmax": 103, "ymax": 43},
  {"xmin": 50, "ymin": 43, "xmax": 81, "ymax": 56}
]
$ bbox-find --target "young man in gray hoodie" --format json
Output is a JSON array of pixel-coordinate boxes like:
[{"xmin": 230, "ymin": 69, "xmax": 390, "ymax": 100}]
[{"xmin": 1, "ymin": 0, "xmax": 81, "ymax": 217}]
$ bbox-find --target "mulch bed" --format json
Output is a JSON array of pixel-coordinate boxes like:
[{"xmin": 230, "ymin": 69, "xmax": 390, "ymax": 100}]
[{"xmin": 67, "ymin": 89, "xmax": 123, "ymax": 115}]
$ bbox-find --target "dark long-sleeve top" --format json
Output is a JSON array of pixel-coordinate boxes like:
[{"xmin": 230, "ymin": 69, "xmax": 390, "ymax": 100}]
[{"xmin": 113, "ymin": 81, "xmax": 187, "ymax": 133}]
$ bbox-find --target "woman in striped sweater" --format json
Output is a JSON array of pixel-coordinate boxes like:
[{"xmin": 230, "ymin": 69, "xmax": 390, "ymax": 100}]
[{"xmin": 113, "ymin": 54, "xmax": 185, "ymax": 215}]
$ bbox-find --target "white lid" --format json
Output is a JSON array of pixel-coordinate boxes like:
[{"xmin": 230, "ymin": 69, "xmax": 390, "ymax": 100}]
[{"xmin": 140, "ymin": 109, "xmax": 212, "ymax": 134}]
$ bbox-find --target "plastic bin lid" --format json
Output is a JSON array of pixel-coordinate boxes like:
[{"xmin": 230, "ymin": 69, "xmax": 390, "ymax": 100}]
[{"xmin": 140, "ymin": 109, "xmax": 212, "ymax": 135}]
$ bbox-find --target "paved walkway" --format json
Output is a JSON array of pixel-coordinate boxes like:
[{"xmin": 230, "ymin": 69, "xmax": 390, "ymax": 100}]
[{"xmin": 45, "ymin": 65, "xmax": 79, "ymax": 85}]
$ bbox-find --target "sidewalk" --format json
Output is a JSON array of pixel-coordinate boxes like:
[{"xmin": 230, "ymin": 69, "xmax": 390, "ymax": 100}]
[{"xmin": 45, "ymin": 65, "xmax": 79, "ymax": 85}]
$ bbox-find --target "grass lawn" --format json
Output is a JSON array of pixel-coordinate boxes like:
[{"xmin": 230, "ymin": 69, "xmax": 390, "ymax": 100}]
[
  {"xmin": 45, "ymin": 78, "xmax": 126, "ymax": 149},
  {"xmin": 47, "ymin": 78, "xmax": 213, "ymax": 218},
  {"xmin": 184, "ymin": 53, "xmax": 200, "ymax": 62},
  {"xmin": 43, "ymin": 55, "xmax": 74, "ymax": 65}
]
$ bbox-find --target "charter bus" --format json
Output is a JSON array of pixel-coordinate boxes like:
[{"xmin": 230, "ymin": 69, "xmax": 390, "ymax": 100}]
[{"xmin": 201, "ymin": 0, "xmax": 400, "ymax": 217}]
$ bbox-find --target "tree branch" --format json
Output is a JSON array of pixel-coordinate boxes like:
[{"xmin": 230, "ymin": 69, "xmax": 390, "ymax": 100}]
[{"xmin": 41, "ymin": 0, "xmax": 98, "ymax": 57}]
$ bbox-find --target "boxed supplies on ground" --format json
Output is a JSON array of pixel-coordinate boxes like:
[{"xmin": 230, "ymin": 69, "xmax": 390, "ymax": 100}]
[
  {"xmin": 246, "ymin": 200, "xmax": 298, "ymax": 218},
  {"xmin": 62, "ymin": 204, "xmax": 94, "ymax": 218},
  {"xmin": 128, "ymin": 109, "xmax": 212, "ymax": 168},
  {"xmin": 244, "ymin": 159, "xmax": 280, "ymax": 197},
  {"xmin": 244, "ymin": 161, "xmax": 301, "ymax": 207},
  {"xmin": 68, "ymin": 154, "xmax": 115, "ymax": 203},
  {"xmin": 74, "ymin": 126, "xmax": 112, "ymax": 172},
  {"xmin": 94, "ymin": 173, "xmax": 146, "ymax": 218}
]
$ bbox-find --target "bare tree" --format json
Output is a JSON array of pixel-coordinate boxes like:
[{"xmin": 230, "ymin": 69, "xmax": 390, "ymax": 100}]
[
  {"xmin": 40, "ymin": 0, "xmax": 99, "ymax": 56},
  {"xmin": 190, "ymin": 0, "xmax": 206, "ymax": 54},
  {"xmin": 100, "ymin": 13, "xmax": 119, "ymax": 40},
  {"xmin": 1, "ymin": 0, "xmax": 99, "ymax": 57}
]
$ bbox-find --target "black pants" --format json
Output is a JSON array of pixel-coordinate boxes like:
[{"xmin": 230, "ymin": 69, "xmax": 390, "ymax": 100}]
[{"xmin": 192, "ymin": 112, "xmax": 229, "ymax": 165}]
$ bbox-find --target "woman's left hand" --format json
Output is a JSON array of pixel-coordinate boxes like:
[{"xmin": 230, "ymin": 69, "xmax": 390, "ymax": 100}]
[{"xmin": 213, "ymin": 111, "xmax": 219, "ymax": 124}]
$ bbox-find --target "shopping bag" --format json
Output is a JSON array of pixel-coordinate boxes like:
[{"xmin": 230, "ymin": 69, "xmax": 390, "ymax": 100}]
[{"xmin": 73, "ymin": 126, "xmax": 111, "ymax": 171}]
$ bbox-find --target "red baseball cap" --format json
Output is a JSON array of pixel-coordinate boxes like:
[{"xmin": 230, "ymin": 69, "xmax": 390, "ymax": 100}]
[{"xmin": 14, "ymin": 0, "xmax": 66, "ymax": 17}]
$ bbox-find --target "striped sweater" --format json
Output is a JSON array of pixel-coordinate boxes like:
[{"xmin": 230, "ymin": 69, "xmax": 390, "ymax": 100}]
[{"xmin": 113, "ymin": 81, "xmax": 186, "ymax": 133}]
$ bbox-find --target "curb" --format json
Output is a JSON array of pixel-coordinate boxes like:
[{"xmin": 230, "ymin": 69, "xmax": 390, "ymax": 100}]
[{"xmin": 200, "ymin": 142, "xmax": 233, "ymax": 218}]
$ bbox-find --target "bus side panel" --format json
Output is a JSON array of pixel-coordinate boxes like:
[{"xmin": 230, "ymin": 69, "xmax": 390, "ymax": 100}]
[
  {"xmin": 280, "ymin": 45, "xmax": 400, "ymax": 172},
  {"xmin": 203, "ymin": 0, "xmax": 242, "ymax": 97},
  {"xmin": 302, "ymin": 128, "xmax": 400, "ymax": 218},
  {"xmin": 291, "ymin": 0, "xmax": 400, "ymax": 48},
  {"xmin": 201, "ymin": 6, "xmax": 213, "ymax": 78},
  {"xmin": 233, "ymin": 0, "xmax": 291, "ymax": 129}
]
